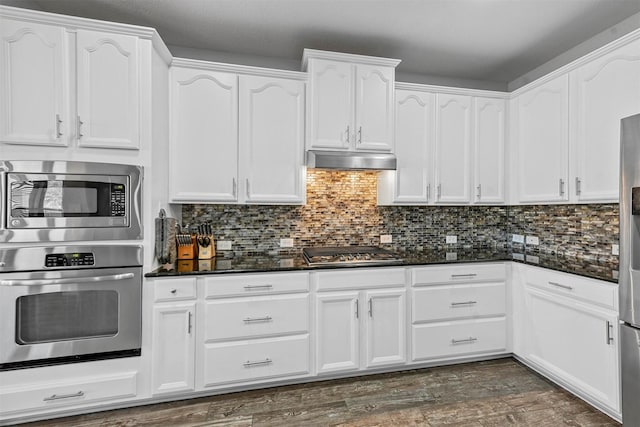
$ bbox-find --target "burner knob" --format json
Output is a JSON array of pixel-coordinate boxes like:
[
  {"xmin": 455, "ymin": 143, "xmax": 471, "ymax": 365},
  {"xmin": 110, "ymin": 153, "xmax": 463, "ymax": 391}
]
[
  {"xmin": 364, "ymin": 254, "xmax": 371, "ymax": 260},
  {"xmin": 339, "ymin": 255, "xmax": 346, "ymax": 261}
]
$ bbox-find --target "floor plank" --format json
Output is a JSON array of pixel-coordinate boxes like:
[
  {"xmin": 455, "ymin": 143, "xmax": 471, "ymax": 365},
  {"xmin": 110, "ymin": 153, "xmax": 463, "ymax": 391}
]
[{"xmin": 22, "ymin": 358, "xmax": 620, "ymax": 427}]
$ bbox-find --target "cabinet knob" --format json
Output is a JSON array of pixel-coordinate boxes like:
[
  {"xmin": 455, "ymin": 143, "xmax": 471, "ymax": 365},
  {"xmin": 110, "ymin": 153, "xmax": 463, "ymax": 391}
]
[{"xmin": 170, "ymin": 288, "xmax": 177, "ymax": 294}]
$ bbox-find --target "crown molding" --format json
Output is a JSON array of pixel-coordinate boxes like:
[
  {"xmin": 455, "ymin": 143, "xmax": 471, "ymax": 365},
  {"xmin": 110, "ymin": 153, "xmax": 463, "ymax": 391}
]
[
  {"xmin": 302, "ymin": 48, "xmax": 401, "ymax": 71},
  {"xmin": 395, "ymin": 81, "xmax": 508, "ymax": 98},
  {"xmin": 171, "ymin": 57, "xmax": 307, "ymax": 80}
]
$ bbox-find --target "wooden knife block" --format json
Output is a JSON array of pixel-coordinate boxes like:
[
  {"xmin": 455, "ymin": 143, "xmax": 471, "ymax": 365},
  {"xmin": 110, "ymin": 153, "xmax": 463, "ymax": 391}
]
[
  {"xmin": 197, "ymin": 236, "xmax": 215, "ymax": 259},
  {"xmin": 177, "ymin": 236, "xmax": 197, "ymax": 260}
]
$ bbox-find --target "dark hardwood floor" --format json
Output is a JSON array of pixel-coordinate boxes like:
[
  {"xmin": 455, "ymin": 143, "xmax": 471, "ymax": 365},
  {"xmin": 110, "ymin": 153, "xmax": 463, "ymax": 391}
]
[{"xmin": 24, "ymin": 358, "xmax": 619, "ymax": 426}]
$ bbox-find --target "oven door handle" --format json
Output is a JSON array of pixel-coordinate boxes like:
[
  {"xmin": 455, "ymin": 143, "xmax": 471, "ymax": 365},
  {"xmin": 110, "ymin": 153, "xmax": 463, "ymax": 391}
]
[{"xmin": 0, "ymin": 273, "xmax": 135, "ymax": 286}]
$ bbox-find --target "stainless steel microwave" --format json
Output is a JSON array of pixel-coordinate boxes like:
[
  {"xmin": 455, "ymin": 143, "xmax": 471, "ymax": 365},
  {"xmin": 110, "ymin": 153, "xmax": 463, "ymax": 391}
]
[{"xmin": 0, "ymin": 160, "xmax": 142, "ymax": 242}]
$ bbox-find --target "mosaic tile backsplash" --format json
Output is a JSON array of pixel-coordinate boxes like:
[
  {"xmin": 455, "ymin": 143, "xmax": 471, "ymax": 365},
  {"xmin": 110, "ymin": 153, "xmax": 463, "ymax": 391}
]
[{"xmin": 181, "ymin": 170, "xmax": 619, "ymax": 264}]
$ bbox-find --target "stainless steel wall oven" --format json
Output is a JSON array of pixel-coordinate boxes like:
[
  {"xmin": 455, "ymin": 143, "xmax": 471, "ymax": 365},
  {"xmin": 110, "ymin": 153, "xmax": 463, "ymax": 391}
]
[
  {"xmin": 0, "ymin": 160, "xmax": 142, "ymax": 243},
  {"xmin": 0, "ymin": 245, "xmax": 143, "ymax": 370}
]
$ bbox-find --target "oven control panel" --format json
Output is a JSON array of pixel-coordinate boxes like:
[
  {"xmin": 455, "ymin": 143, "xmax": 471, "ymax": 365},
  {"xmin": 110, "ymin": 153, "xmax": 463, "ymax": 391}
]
[{"xmin": 45, "ymin": 252, "xmax": 95, "ymax": 267}]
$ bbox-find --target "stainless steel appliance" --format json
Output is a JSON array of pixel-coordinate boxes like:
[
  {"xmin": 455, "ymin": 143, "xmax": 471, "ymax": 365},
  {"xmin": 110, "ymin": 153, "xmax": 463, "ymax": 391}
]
[
  {"xmin": 0, "ymin": 245, "xmax": 143, "ymax": 370},
  {"xmin": 0, "ymin": 160, "xmax": 142, "ymax": 242},
  {"xmin": 619, "ymin": 113, "xmax": 640, "ymax": 425},
  {"xmin": 303, "ymin": 246, "xmax": 403, "ymax": 266},
  {"xmin": 307, "ymin": 150, "xmax": 397, "ymax": 170}
]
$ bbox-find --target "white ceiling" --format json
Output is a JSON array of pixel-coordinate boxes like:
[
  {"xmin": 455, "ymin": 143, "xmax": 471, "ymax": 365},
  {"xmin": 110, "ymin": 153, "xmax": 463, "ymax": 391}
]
[{"xmin": 3, "ymin": 0, "xmax": 640, "ymax": 90}]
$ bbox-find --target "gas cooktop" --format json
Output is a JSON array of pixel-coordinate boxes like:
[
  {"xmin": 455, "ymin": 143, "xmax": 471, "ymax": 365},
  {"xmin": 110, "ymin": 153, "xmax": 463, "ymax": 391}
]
[{"xmin": 302, "ymin": 246, "xmax": 403, "ymax": 266}]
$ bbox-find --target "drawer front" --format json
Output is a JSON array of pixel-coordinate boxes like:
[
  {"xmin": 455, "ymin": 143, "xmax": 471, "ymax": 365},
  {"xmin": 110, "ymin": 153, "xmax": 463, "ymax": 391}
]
[
  {"xmin": 153, "ymin": 277, "xmax": 197, "ymax": 302},
  {"xmin": 204, "ymin": 272, "xmax": 309, "ymax": 298},
  {"xmin": 412, "ymin": 318, "xmax": 506, "ymax": 361},
  {"xmin": 202, "ymin": 335, "xmax": 309, "ymax": 386},
  {"xmin": 413, "ymin": 282, "xmax": 506, "ymax": 322},
  {"xmin": 524, "ymin": 266, "xmax": 617, "ymax": 310},
  {"xmin": 412, "ymin": 263, "xmax": 506, "ymax": 286},
  {"xmin": 315, "ymin": 268, "xmax": 406, "ymax": 291},
  {"xmin": 0, "ymin": 372, "xmax": 137, "ymax": 414},
  {"xmin": 205, "ymin": 294, "xmax": 309, "ymax": 341}
]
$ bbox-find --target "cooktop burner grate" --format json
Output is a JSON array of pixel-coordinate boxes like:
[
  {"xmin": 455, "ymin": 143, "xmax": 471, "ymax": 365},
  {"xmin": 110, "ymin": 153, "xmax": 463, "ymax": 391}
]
[{"xmin": 302, "ymin": 246, "xmax": 403, "ymax": 266}]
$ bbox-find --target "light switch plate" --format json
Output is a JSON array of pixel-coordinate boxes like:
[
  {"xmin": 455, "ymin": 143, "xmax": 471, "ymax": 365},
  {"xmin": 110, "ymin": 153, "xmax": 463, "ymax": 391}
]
[
  {"xmin": 280, "ymin": 238, "xmax": 294, "ymax": 248},
  {"xmin": 612, "ymin": 244, "xmax": 619, "ymax": 255},
  {"xmin": 380, "ymin": 234, "xmax": 392, "ymax": 244},
  {"xmin": 446, "ymin": 235, "xmax": 457, "ymax": 244},
  {"xmin": 512, "ymin": 234, "xmax": 525, "ymax": 244},
  {"xmin": 525, "ymin": 235, "xmax": 539, "ymax": 245},
  {"xmin": 217, "ymin": 240, "xmax": 232, "ymax": 251}
]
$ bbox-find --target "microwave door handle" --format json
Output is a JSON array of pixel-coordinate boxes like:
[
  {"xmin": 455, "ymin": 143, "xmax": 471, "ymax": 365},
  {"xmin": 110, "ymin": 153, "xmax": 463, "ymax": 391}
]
[{"xmin": 0, "ymin": 272, "xmax": 135, "ymax": 286}]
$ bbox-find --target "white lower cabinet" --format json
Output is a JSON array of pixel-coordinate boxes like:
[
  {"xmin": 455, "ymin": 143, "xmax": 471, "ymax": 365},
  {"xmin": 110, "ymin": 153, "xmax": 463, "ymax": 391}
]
[
  {"xmin": 519, "ymin": 265, "xmax": 620, "ymax": 417},
  {"xmin": 199, "ymin": 272, "xmax": 311, "ymax": 389},
  {"xmin": 410, "ymin": 264, "xmax": 508, "ymax": 362},
  {"xmin": 150, "ymin": 278, "xmax": 196, "ymax": 395},
  {"xmin": 314, "ymin": 268, "xmax": 407, "ymax": 374}
]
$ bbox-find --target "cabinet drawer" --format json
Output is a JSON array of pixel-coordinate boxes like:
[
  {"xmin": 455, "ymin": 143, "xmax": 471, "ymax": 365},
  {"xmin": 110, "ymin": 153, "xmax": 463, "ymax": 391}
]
[
  {"xmin": 202, "ymin": 335, "xmax": 309, "ymax": 386},
  {"xmin": 413, "ymin": 282, "xmax": 506, "ymax": 323},
  {"xmin": 0, "ymin": 371, "xmax": 137, "ymax": 414},
  {"xmin": 412, "ymin": 264, "xmax": 505, "ymax": 286},
  {"xmin": 524, "ymin": 266, "xmax": 617, "ymax": 310},
  {"xmin": 412, "ymin": 318, "xmax": 506, "ymax": 361},
  {"xmin": 153, "ymin": 277, "xmax": 197, "ymax": 302},
  {"xmin": 205, "ymin": 294, "xmax": 309, "ymax": 341},
  {"xmin": 204, "ymin": 272, "xmax": 309, "ymax": 298},
  {"xmin": 315, "ymin": 268, "xmax": 406, "ymax": 291}
]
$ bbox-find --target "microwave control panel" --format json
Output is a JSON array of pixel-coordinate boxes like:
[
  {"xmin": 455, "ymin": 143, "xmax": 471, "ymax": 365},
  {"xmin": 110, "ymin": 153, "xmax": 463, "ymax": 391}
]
[
  {"xmin": 45, "ymin": 252, "xmax": 95, "ymax": 267},
  {"xmin": 110, "ymin": 184, "xmax": 126, "ymax": 216}
]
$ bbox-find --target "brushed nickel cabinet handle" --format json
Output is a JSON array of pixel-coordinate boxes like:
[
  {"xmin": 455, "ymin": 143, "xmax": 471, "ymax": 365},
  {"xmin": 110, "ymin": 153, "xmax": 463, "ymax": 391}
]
[
  {"xmin": 77, "ymin": 115, "xmax": 84, "ymax": 139},
  {"xmin": 575, "ymin": 177, "xmax": 582, "ymax": 196},
  {"xmin": 451, "ymin": 301, "xmax": 477, "ymax": 307},
  {"xmin": 437, "ymin": 184, "xmax": 442, "ymax": 198},
  {"xmin": 43, "ymin": 391, "xmax": 84, "ymax": 401},
  {"xmin": 548, "ymin": 281, "xmax": 573, "ymax": 291},
  {"xmin": 355, "ymin": 299, "xmax": 359, "ymax": 319},
  {"xmin": 345, "ymin": 125, "xmax": 350, "ymax": 144},
  {"xmin": 243, "ymin": 316, "xmax": 272, "ymax": 323},
  {"xmin": 246, "ymin": 178, "xmax": 250, "ymax": 198},
  {"xmin": 358, "ymin": 126, "xmax": 362, "ymax": 144},
  {"xmin": 559, "ymin": 178, "xmax": 565, "ymax": 196},
  {"xmin": 606, "ymin": 321, "xmax": 614, "ymax": 345},
  {"xmin": 232, "ymin": 178, "xmax": 237, "ymax": 197},
  {"xmin": 55, "ymin": 114, "xmax": 63, "ymax": 138},
  {"xmin": 451, "ymin": 337, "xmax": 477, "ymax": 345},
  {"xmin": 426, "ymin": 184, "xmax": 430, "ymax": 201},
  {"xmin": 368, "ymin": 298, "xmax": 373, "ymax": 317},
  {"xmin": 477, "ymin": 184, "xmax": 481, "ymax": 200},
  {"xmin": 243, "ymin": 358, "xmax": 272, "ymax": 367},
  {"xmin": 243, "ymin": 284, "xmax": 273, "ymax": 290},
  {"xmin": 188, "ymin": 312, "xmax": 193, "ymax": 334},
  {"xmin": 451, "ymin": 273, "xmax": 477, "ymax": 279}
]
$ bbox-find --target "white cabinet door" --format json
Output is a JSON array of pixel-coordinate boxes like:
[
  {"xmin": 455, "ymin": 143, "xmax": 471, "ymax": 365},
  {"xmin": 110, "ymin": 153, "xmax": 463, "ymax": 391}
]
[
  {"xmin": 306, "ymin": 59, "xmax": 353, "ymax": 150},
  {"xmin": 0, "ymin": 18, "xmax": 70, "ymax": 146},
  {"xmin": 355, "ymin": 64, "xmax": 394, "ymax": 152},
  {"xmin": 151, "ymin": 302, "xmax": 196, "ymax": 395},
  {"xmin": 364, "ymin": 289, "xmax": 406, "ymax": 368},
  {"xmin": 391, "ymin": 90, "xmax": 434, "ymax": 203},
  {"xmin": 435, "ymin": 93, "xmax": 472, "ymax": 203},
  {"xmin": 315, "ymin": 291, "xmax": 360, "ymax": 374},
  {"xmin": 76, "ymin": 30, "xmax": 139, "ymax": 149},
  {"xmin": 572, "ymin": 39, "xmax": 640, "ymax": 202},
  {"xmin": 523, "ymin": 286, "xmax": 619, "ymax": 413},
  {"xmin": 473, "ymin": 97, "xmax": 505, "ymax": 203},
  {"xmin": 239, "ymin": 75, "xmax": 305, "ymax": 204},
  {"xmin": 516, "ymin": 74, "xmax": 569, "ymax": 202},
  {"xmin": 169, "ymin": 67, "xmax": 238, "ymax": 203}
]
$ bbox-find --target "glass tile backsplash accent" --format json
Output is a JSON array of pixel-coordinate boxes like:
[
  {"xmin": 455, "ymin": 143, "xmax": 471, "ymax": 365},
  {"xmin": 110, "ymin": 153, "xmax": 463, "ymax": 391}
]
[{"xmin": 182, "ymin": 170, "xmax": 618, "ymax": 264}]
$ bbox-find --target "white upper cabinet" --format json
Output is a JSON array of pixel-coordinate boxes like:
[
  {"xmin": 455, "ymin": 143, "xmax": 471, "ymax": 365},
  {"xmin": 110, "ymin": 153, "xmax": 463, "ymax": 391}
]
[
  {"xmin": 515, "ymin": 74, "xmax": 569, "ymax": 203},
  {"xmin": 385, "ymin": 89, "xmax": 434, "ymax": 204},
  {"xmin": 354, "ymin": 64, "xmax": 395, "ymax": 151},
  {"xmin": 303, "ymin": 49, "xmax": 400, "ymax": 153},
  {"xmin": 0, "ymin": 18, "xmax": 141, "ymax": 150},
  {"xmin": 76, "ymin": 30, "xmax": 139, "ymax": 149},
  {"xmin": 435, "ymin": 93, "xmax": 472, "ymax": 203},
  {"xmin": 169, "ymin": 67, "xmax": 238, "ymax": 203},
  {"xmin": 169, "ymin": 62, "xmax": 306, "ymax": 204},
  {"xmin": 239, "ymin": 75, "xmax": 305, "ymax": 204},
  {"xmin": 571, "ymin": 38, "xmax": 640, "ymax": 202},
  {"xmin": 473, "ymin": 97, "xmax": 505, "ymax": 203},
  {"xmin": 0, "ymin": 18, "xmax": 70, "ymax": 146}
]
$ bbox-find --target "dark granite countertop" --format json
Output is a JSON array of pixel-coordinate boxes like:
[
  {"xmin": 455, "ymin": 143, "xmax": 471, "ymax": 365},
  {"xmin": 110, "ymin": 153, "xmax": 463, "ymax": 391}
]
[{"xmin": 145, "ymin": 247, "xmax": 618, "ymax": 284}]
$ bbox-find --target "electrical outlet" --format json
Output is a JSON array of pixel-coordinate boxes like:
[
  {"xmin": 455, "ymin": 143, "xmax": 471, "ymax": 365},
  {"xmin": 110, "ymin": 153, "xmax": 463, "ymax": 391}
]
[
  {"xmin": 279, "ymin": 258, "xmax": 294, "ymax": 268},
  {"xmin": 446, "ymin": 235, "xmax": 457, "ymax": 244},
  {"xmin": 525, "ymin": 235, "xmax": 539, "ymax": 245},
  {"xmin": 380, "ymin": 234, "xmax": 392, "ymax": 244},
  {"xmin": 217, "ymin": 240, "xmax": 232, "ymax": 251},
  {"xmin": 446, "ymin": 252, "xmax": 457, "ymax": 261},
  {"xmin": 612, "ymin": 244, "xmax": 619, "ymax": 255},
  {"xmin": 512, "ymin": 234, "xmax": 525, "ymax": 244},
  {"xmin": 526, "ymin": 255, "xmax": 540, "ymax": 264},
  {"xmin": 280, "ymin": 238, "xmax": 294, "ymax": 248}
]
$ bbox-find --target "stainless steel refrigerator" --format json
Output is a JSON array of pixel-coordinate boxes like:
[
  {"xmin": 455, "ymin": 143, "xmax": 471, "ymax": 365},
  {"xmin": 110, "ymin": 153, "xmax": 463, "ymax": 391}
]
[{"xmin": 620, "ymin": 113, "xmax": 640, "ymax": 425}]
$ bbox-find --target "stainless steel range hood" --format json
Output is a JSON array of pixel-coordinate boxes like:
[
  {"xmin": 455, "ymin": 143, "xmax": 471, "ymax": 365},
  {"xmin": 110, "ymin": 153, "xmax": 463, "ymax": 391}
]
[{"xmin": 306, "ymin": 150, "xmax": 397, "ymax": 170}]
